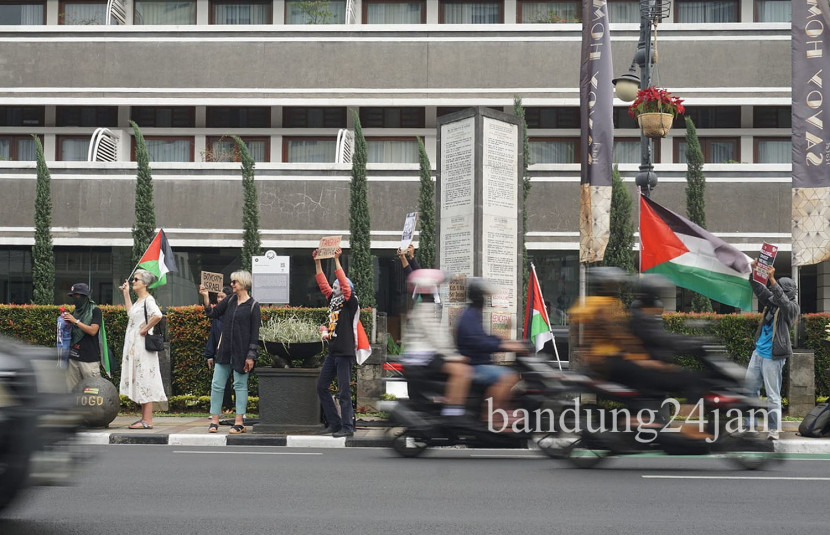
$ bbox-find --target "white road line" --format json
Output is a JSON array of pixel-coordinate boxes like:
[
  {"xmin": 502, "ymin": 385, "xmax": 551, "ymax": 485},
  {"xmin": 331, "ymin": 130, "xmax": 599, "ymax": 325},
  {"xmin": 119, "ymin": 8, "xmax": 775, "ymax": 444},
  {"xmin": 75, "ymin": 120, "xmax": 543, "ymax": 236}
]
[
  {"xmin": 173, "ymin": 451, "xmax": 322, "ymax": 455},
  {"xmin": 642, "ymin": 475, "xmax": 830, "ymax": 481}
]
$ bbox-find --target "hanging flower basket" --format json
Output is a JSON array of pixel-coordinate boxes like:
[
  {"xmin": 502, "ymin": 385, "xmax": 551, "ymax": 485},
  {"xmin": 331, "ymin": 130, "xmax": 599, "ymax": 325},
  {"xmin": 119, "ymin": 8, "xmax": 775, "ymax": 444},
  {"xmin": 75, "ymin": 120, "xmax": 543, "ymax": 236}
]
[{"xmin": 638, "ymin": 112, "xmax": 674, "ymax": 138}]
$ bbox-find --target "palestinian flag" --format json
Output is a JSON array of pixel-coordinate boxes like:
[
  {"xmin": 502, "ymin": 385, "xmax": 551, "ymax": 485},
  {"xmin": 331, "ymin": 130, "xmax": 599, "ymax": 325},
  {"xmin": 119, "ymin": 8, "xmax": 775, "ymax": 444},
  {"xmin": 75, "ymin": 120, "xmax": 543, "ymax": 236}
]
[
  {"xmin": 640, "ymin": 194, "xmax": 752, "ymax": 310},
  {"xmin": 523, "ymin": 264, "xmax": 553, "ymax": 354},
  {"xmin": 138, "ymin": 229, "xmax": 178, "ymax": 288}
]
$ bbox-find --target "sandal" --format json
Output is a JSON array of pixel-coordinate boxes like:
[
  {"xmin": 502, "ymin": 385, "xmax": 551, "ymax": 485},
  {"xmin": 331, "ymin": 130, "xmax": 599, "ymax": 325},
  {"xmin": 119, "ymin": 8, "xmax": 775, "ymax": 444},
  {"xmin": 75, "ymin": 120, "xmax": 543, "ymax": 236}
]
[
  {"xmin": 208, "ymin": 423, "xmax": 219, "ymax": 433},
  {"xmin": 128, "ymin": 420, "xmax": 153, "ymax": 430},
  {"xmin": 229, "ymin": 424, "xmax": 246, "ymax": 434}
]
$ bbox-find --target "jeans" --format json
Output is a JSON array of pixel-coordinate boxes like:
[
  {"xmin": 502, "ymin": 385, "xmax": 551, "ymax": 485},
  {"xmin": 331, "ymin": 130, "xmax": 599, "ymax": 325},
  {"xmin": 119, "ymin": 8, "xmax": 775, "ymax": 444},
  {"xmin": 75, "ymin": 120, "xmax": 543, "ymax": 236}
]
[
  {"xmin": 210, "ymin": 363, "xmax": 248, "ymax": 416},
  {"xmin": 317, "ymin": 354, "xmax": 354, "ymax": 432},
  {"xmin": 744, "ymin": 350, "xmax": 786, "ymax": 432}
]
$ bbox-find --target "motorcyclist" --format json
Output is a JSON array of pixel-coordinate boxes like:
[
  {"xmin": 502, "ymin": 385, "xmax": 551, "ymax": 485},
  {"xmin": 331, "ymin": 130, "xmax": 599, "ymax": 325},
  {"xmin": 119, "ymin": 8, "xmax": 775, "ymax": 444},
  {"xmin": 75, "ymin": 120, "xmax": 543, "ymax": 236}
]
[{"xmin": 400, "ymin": 269, "xmax": 473, "ymax": 419}]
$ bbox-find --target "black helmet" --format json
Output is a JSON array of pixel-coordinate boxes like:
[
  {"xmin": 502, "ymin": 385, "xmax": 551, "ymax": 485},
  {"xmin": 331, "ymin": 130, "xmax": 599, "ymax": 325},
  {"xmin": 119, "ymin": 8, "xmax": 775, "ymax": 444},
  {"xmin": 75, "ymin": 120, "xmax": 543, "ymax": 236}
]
[
  {"xmin": 634, "ymin": 274, "xmax": 672, "ymax": 308},
  {"xmin": 587, "ymin": 267, "xmax": 629, "ymax": 297},
  {"xmin": 466, "ymin": 277, "xmax": 493, "ymax": 308}
]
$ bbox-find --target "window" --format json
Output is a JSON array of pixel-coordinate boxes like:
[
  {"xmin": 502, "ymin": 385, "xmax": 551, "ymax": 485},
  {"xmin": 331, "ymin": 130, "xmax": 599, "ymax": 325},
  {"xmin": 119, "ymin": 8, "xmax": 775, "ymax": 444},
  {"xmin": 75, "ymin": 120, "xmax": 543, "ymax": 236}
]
[
  {"xmin": 367, "ymin": 138, "xmax": 419, "ymax": 163},
  {"xmin": 674, "ymin": 137, "xmax": 739, "ymax": 163},
  {"xmin": 363, "ymin": 0, "xmax": 425, "ymax": 24},
  {"xmin": 132, "ymin": 136, "xmax": 194, "ymax": 162},
  {"xmin": 360, "ymin": 107, "xmax": 425, "ymax": 128},
  {"xmin": 283, "ymin": 107, "xmax": 347, "ymax": 128},
  {"xmin": 282, "ymin": 137, "xmax": 337, "ymax": 163},
  {"xmin": 675, "ymin": 107, "xmax": 740, "ymax": 129},
  {"xmin": 130, "ymin": 107, "xmax": 195, "ymax": 128},
  {"xmin": 0, "ymin": 1, "xmax": 44, "ymax": 24},
  {"xmin": 56, "ymin": 106, "xmax": 118, "ymax": 127},
  {"xmin": 57, "ymin": 136, "xmax": 91, "ymax": 161},
  {"xmin": 0, "ymin": 135, "xmax": 39, "ymax": 161},
  {"xmin": 675, "ymin": 1, "xmax": 738, "ymax": 23},
  {"xmin": 59, "ymin": 1, "xmax": 107, "ymax": 24},
  {"xmin": 755, "ymin": 138, "xmax": 790, "ymax": 163},
  {"xmin": 285, "ymin": 1, "xmax": 347, "ymax": 24},
  {"xmin": 440, "ymin": 0, "xmax": 502, "ymax": 23},
  {"xmin": 525, "ymin": 107, "xmax": 580, "ymax": 129},
  {"xmin": 753, "ymin": 106, "xmax": 791, "ymax": 128},
  {"xmin": 437, "ymin": 106, "xmax": 501, "ymax": 117},
  {"xmin": 210, "ymin": 0, "xmax": 271, "ymax": 24},
  {"xmin": 607, "ymin": 0, "xmax": 639, "ymax": 23},
  {"xmin": 755, "ymin": 0, "xmax": 790, "ymax": 22},
  {"xmin": 205, "ymin": 136, "xmax": 269, "ymax": 162},
  {"xmin": 0, "ymin": 106, "xmax": 44, "ymax": 126},
  {"xmin": 529, "ymin": 137, "xmax": 579, "ymax": 164},
  {"xmin": 518, "ymin": 1, "xmax": 578, "ymax": 23},
  {"xmin": 206, "ymin": 107, "xmax": 270, "ymax": 128},
  {"xmin": 612, "ymin": 138, "xmax": 640, "ymax": 164},
  {"xmin": 612, "ymin": 107, "xmax": 638, "ymax": 129},
  {"xmin": 134, "ymin": 1, "xmax": 196, "ymax": 24}
]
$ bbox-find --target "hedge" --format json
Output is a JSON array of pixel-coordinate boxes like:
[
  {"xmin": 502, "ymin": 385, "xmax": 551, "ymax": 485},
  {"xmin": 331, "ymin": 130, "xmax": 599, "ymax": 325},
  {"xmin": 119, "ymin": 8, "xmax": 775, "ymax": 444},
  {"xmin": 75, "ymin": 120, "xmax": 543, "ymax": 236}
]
[{"xmin": 0, "ymin": 304, "xmax": 373, "ymax": 398}]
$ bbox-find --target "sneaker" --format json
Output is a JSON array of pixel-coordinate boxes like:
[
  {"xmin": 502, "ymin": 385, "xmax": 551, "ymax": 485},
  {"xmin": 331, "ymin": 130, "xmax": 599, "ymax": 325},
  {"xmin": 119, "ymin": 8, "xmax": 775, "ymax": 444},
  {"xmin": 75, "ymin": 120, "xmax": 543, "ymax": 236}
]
[
  {"xmin": 333, "ymin": 429, "xmax": 354, "ymax": 438},
  {"xmin": 767, "ymin": 431, "xmax": 780, "ymax": 441}
]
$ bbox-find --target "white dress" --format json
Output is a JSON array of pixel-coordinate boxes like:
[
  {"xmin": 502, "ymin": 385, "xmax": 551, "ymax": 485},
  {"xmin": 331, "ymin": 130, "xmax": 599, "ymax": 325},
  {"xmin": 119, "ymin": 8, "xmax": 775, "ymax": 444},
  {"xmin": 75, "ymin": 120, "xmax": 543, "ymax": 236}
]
[{"xmin": 119, "ymin": 296, "xmax": 168, "ymax": 404}]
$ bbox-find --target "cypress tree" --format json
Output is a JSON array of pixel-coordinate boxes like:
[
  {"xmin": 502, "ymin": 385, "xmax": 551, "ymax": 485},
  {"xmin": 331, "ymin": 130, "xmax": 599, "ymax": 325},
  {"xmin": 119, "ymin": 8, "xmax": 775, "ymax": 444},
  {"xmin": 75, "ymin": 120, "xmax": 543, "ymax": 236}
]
[
  {"xmin": 130, "ymin": 121, "xmax": 157, "ymax": 268},
  {"xmin": 684, "ymin": 118, "xmax": 713, "ymax": 312},
  {"xmin": 416, "ymin": 137, "xmax": 436, "ymax": 269},
  {"xmin": 513, "ymin": 96, "xmax": 531, "ymax": 311},
  {"xmin": 602, "ymin": 165, "xmax": 635, "ymax": 306},
  {"xmin": 349, "ymin": 112, "xmax": 376, "ymax": 307},
  {"xmin": 235, "ymin": 136, "xmax": 261, "ymax": 272},
  {"xmin": 32, "ymin": 136, "xmax": 55, "ymax": 304}
]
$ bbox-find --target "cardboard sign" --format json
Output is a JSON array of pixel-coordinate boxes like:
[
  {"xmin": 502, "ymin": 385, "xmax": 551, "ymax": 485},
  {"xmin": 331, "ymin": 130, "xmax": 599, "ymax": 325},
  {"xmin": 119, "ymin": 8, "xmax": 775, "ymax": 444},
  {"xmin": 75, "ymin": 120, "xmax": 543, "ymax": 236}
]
[
  {"xmin": 753, "ymin": 242, "xmax": 779, "ymax": 284},
  {"xmin": 400, "ymin": 212, "xmax": 418, "ymax": 251},
  {"xmin": 201, "ymin": 271, "xmax": 224, "ymax": 293},
  {"xmin": 317, "ymin": 236, "xmax": 342, "ymax": 259},
  {"xmin": 448, "ymin": 275, "xmax": 467, "ymax": 303}
]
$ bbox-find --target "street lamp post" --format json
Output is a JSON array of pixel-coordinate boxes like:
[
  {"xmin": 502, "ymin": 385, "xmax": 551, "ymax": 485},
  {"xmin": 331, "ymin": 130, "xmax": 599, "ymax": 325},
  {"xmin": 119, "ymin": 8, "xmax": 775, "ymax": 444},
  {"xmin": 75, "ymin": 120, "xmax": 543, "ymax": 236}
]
[{"xmin": 612, "ymin": 0, "xmax": 670, "ymax": 198}]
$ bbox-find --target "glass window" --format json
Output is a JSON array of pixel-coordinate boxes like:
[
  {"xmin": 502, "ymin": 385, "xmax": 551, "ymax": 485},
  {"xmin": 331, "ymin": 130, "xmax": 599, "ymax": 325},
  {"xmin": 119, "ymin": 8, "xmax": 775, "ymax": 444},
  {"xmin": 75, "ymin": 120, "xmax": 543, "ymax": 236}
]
[
  {"xmin": 206, "ymin": 107, "xmax": 270, "ymax": 128},
  {"xmin": 755, "ymin": 0, "xmax": 790, "ymax": 22},
  {"xmin": 367, "ymin": 138, "xmax": 419, "ymax": 163},
  {"xmin": 360, "ymin": 107, "xmax": 425, "ymax": 128},
  {"xmin": 134, "ymin": 1, "xmax": 196, "ymax": 24},
  {"xmin": 675, "ymin": 0, "xmax": 738, "ymax": 23},
  {"xmin": 205, "ymin": 136, "xmax": 269, "ymax": 162},
  {"xmin": 525, "ymin": 107, "xmax": 580, "ymax": 129},
  {"xmin": 0, "ymin": 2, "xmax": 45, "ymax": 24},
  {"xmin": 0, "ymin": 135, "xmax": 38, "ymax": 161},
  {"xmin": 283, "ymin": 107, "xmax": 347, "ymax": 128},
  {"xmin": 518, "ymin": 1, "xmax": 578, "ymax": 23},
  {"xmin": 607, "ymin": 0, "xmax": 639, "ymax": 23},
  {"xmin": 285, "ymin": 1, "xmax": 347, "ymax": 24},
  {"xmin": 440, "ymin": 1, "xmax": 502, "ymax": 23},
  {"xmin": 0, "ymin": 106, "xmax": 44, "ymax": 127},
  {"xmin": 57, "ymin": 136, "xmax": 91, "ymax": 161},
  {"xmin": 753, "ymin": 106, "xmax": 791, "ymax": 128},
  {"xmin": 364, "ymin": 0, "xmax": 424, "ymax": 24},
  {"xmin": 612, "ymin": 107, "xmax": 638, "ymax": 129},
  {"xmin": 675, "ymin": 107, "xmax": 741, "ymax": 129},
  {"xmin": 131, "ymin": 106, "xmax": 196, "ymax": 128},
  {"xmin": 529, "ymin": 138, "xmax": 579, "ymax": 164},
  {"xmin": 755, "ymin": 138, "xmax": 790, "ymax": 163},
  {"xmin": 612, "ymin": 139, "xmax": 640, "ymax": 164},
  {"xmin": 56, "ymin": 106, "xmax": 118, "ymax": 127},
  {"xmin": 59, "ymin": 1, "xmax": 108, "ymax": 24},
  {"xmin": 210, "ymin": 0, "xmax": 271, "ymax": 24},
  {"xmin": 675, "ymin": 137, "xmax": 739, "ymax": 163},
  {"xmin": 132, "ymin": 137, "xmax": 194, "ymax": 162},
  {"xmin": 283, "ymin": 137, "xmax": 337, "ymax": 162}
]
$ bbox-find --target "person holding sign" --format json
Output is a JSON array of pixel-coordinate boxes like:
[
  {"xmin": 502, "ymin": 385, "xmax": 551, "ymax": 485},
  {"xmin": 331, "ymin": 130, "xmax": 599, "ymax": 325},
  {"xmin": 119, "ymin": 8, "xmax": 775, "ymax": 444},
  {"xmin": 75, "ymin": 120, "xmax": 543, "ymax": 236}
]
[
  {"xmin": 397, "ymin": 244, "xmax": 421, "ymax": 276},
  {"xmin": 204, "ymin": 286, "xmax": 235, "ymax": 413},
  {"xmin": 313, "ymin": 247, "xmax": 358, "ymax": 437}
]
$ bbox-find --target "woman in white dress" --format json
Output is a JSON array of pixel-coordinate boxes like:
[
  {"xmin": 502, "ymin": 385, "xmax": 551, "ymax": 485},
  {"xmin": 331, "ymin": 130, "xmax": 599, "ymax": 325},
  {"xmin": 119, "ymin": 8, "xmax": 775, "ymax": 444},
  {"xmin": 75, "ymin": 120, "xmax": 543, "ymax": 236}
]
[{"xmin": 119, "ymin": 269, "xmax": 167, "ymax": 429}]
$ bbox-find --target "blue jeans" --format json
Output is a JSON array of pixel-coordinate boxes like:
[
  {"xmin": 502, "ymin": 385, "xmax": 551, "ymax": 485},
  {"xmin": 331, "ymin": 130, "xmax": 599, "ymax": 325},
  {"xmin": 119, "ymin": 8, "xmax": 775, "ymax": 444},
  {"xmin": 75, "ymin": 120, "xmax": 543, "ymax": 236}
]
[
  {"xmin": 744, "ymin": 350, "xmax": 786, "ymax": 432},
  {"xmin": 317, "ymin": 354, "xmax": 354, "ymax": 432},
  {"xmin": 210, "ymin": 363, "xmax": 248, "ymax": 416}
]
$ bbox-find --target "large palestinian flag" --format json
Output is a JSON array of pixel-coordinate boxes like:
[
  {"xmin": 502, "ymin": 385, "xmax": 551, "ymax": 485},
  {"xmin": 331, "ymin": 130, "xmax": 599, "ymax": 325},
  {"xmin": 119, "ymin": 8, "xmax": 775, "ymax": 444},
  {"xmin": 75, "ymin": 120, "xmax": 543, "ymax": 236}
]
[
  {"xmin": 138, "ymin": 229, "xmax": 178, "ymax": 288},
  {"xmin": 640, "ymin": 194, "xmax": 752, "ymax": 310}
]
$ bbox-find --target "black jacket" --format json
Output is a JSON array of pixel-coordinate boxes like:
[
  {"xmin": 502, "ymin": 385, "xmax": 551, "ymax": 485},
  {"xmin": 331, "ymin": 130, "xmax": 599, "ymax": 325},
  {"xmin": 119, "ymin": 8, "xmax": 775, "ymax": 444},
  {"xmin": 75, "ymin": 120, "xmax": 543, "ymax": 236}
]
[{"xmin": 204, "ymin": 294, "xmax": 261, "ymax": 373}]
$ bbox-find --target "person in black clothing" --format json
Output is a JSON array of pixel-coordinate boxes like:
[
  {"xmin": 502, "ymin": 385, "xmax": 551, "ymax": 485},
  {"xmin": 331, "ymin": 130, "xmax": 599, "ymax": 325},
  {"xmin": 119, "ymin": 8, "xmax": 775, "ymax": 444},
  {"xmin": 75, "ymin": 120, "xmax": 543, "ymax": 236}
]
[
  {"xmin": 398, "ymin": 244, "xmax": 420, "ymax": 276},
  {"xmin": 61, "ymin": 282, "xmax": 102, "ymax": 390},
  {"xmin": 204, "ymin": 286, "xmax": 234, "ymax": 412},
  {"xmin": 199, "ymin": 271, "xmax": 260, "ymax": 434},
  {"xmin": 314, "ymin": 247, "xmax": 359, "ymax": 437}
]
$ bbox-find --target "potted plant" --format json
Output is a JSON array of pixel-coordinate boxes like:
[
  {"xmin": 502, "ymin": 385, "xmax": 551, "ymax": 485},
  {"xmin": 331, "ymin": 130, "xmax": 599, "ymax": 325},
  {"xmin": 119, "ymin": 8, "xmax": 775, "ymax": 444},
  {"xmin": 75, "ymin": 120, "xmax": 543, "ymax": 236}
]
[
  {"xmin": 259, "ymin": 315, "xmax": 326, "ymax": 368},
  {"xmin": 628, "ymin": 86, "xmax": 685, "ymax": 138}
]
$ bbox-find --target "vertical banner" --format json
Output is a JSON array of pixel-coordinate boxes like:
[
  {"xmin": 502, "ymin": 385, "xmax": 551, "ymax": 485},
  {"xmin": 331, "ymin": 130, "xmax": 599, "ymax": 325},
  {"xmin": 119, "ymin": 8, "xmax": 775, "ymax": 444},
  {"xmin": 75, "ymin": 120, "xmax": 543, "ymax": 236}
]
[
  {"xmin": 579, "ymin": 0, "xmax": 614, "ymax": 263},
  {"xmin": 792, "ymin": 0, "xmax": 830, "ymax": 266}
]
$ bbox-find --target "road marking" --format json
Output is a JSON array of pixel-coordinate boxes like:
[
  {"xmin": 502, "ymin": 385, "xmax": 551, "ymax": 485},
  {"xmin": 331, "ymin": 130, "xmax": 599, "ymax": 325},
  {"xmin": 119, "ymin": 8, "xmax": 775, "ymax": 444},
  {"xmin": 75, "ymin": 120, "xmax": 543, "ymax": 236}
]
[
  {"xmin": 469, "ymin": 454, "xmax": 540, "ymax": 459},
  {"xmin": 173, "ymin": 450, "xmax": 322, "ymax": 456},
  {"xmin": 643, "ymin": 475, "xmax": 830, "ymax": 481}
]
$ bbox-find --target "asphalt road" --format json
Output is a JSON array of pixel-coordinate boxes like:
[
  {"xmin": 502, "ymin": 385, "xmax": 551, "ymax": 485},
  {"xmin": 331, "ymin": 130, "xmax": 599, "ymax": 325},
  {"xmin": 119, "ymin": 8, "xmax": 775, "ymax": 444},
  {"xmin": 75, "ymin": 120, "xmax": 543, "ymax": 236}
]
[{"xmin": 1, "ymin": 446, "xmax": 828, "ymax": 535}]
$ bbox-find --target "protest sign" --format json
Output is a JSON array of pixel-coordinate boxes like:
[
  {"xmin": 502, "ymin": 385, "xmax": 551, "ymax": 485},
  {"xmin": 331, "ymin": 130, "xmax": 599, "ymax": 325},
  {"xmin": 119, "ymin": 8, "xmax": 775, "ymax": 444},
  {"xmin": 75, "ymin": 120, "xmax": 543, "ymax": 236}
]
[
  {"xmin": 753, "ymin": 242, "xmax": 779, "ymax": 284},
  {"xmin": 317, "ymin": 236, "xmax": 342, "ymax": 259},
  {"xmin": 200, "ymin": 271, "xmax": 223, "ymax": 293},
  {"xmin": 448, "ymin": 275, "xmax": 467, "ymax": 303},
  {"xmin": 400, "ymin": 212, "xmax": 418, "ymax": 250}
]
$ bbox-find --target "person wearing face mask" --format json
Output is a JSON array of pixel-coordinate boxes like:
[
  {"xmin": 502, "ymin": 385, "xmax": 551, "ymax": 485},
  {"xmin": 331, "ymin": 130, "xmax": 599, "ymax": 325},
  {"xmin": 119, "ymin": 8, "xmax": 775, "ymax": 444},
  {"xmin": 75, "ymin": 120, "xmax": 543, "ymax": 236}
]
[
  {"xmin": 61, "ymin": 282, "xmax": 102, "ymax": 390},
  {"xmin": 313, "ymin": 247, "xmax": 359, "ymax": 437}
]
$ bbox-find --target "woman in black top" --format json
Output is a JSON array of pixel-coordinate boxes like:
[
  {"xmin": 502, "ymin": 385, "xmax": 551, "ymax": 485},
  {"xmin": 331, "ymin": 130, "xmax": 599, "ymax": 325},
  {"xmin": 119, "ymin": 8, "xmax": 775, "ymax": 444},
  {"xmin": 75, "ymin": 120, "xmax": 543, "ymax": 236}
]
[{"xmin": 199, "ymin": 270, "xmax": 260, "ymax": 434}]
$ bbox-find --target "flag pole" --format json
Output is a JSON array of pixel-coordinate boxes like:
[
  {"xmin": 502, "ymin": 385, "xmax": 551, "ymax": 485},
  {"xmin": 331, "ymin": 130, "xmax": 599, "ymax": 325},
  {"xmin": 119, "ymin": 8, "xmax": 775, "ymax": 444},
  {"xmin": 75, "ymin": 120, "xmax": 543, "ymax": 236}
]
[{"xmin": 532, "ymin": 263, "xmax": 562, "ymax": 371}]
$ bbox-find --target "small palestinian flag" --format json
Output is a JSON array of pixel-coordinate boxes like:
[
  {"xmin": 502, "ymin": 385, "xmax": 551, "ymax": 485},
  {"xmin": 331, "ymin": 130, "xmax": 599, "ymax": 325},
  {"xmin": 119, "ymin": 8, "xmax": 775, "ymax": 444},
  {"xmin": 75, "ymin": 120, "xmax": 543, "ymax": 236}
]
[
  {"xmin": 523, "ymin": 264, "xmax": 553, "ymax": 354},
  {"xmin": 640, "ymin": 194, "xmax": 752, "ymax": 310},
  {"xmin": 138, "ymin": 229, "xmax": 178, "ymax": 288}
]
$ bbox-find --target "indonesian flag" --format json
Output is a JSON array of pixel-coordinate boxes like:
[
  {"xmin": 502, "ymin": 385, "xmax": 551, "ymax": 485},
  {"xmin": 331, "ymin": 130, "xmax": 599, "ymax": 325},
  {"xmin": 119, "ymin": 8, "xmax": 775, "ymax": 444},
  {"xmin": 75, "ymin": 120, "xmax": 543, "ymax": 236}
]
[
  {"xmin": 353, "ymin": 309, "xmax": 372, "ymax": 365},
  {"xmin": 138, "ymin": 229, "xmax": 178, "ymax": 289},
  {"xmin": 523, "ymin": 264, "xmax": 553, "ymax": 354},
  {"xmin": 640, "ymin": 194, "xmax": 752, "ymax": 310}
]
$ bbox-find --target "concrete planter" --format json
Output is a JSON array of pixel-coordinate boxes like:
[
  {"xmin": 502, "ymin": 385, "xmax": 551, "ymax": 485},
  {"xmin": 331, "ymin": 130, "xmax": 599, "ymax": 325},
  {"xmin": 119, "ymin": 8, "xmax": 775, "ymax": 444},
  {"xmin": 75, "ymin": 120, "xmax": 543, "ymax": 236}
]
[{"xmin": 252, "ymin": 367, "xmax": 321, "ymax": 434}]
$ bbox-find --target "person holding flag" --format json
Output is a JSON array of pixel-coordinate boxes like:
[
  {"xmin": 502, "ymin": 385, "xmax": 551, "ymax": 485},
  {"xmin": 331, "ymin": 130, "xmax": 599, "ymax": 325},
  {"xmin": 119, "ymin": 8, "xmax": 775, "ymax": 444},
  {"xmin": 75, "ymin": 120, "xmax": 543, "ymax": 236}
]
[
  {"xmin": 61, "ymin": 283, "xmax": 102, "ymax": 390},
  {"xmin": 134, "ymin": 229, "xmax": 178, "ymax": 288}
]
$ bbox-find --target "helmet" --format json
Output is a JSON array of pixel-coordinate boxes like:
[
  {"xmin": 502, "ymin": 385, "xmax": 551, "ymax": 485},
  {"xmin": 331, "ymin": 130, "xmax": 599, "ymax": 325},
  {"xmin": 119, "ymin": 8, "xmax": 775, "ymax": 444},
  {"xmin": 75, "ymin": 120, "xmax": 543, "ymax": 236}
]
[
  {"xmin": 466, "ymin": 277, "xmax": 493, "ymax": 308},
  {"xmin": 407, "ymin": 269, "xmax": 446, "ymax": 295},
  {"xmin": 587, "ymin": 267, "xmax": 629, "ymax": 297},
  {"xmin": 634, "ymin": 274, "xmax": 672, "ymax": 308}
]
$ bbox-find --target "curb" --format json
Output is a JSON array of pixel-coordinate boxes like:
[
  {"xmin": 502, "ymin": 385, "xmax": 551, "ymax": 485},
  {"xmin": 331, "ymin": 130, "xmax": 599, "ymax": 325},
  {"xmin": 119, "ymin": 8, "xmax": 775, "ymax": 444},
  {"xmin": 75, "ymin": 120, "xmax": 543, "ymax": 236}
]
[{"xmin": 77, "ymin": 432, "xmax": 392, "ymax": 448}]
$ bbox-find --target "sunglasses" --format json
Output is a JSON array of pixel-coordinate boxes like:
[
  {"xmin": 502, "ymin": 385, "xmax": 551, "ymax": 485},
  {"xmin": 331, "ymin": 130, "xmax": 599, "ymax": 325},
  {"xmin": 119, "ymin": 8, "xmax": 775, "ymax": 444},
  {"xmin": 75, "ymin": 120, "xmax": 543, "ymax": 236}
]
[
  {"xmin": 231, "ymin": 280, "xmax": 238, "ymax": 285},
  {"xmin": 132, "ymin": 277, "xmax": 141, "ymax": 282}
]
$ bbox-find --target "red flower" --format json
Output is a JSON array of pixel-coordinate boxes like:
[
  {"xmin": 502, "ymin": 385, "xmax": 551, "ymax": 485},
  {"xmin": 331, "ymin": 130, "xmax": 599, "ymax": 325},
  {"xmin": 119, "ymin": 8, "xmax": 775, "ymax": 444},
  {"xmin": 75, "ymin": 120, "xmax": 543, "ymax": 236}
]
[{"xmin": 628, "ymin": 86, "xmax": 685, "ymax": 119}]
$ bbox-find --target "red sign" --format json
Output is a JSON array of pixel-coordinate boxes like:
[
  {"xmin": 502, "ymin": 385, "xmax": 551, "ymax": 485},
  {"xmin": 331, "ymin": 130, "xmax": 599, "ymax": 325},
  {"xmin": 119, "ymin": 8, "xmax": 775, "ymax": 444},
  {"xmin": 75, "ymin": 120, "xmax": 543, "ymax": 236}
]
[{"xmin": 753, "ymin": 242, "xmax": 779, "ymax": 284}]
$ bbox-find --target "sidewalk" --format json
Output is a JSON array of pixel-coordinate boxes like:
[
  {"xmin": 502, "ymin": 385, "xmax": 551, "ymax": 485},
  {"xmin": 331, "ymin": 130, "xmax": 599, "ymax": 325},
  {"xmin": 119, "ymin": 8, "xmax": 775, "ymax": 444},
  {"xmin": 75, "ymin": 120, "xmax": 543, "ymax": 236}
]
[{"xmin": 75, "ymin": 416, "xmax": 830, "ymax": 453}]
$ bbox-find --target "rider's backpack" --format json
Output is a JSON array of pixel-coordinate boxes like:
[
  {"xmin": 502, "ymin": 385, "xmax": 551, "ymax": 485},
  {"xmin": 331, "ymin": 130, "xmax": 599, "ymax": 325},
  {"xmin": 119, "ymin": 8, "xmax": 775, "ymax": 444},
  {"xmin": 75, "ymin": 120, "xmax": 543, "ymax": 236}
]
[{"xmin": 798, "ymin": 403, "xmax": 830, "ymax": 438}]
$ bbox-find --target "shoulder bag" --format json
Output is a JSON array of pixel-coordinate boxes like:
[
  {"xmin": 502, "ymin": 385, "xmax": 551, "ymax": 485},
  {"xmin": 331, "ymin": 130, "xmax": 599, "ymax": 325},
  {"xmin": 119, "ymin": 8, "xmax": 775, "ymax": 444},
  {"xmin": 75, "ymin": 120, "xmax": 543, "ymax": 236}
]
[{"xmin": 143, "ymin": 300, "xmax": 165, "ymax": 352}]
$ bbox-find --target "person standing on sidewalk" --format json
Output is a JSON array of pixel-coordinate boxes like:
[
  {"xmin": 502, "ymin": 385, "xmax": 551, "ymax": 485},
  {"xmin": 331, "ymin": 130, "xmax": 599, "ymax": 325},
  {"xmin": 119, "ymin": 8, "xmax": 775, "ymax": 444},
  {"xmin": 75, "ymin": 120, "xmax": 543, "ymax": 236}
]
[
  {"xmin": 61, "ymin": 283, "xmax": 102, "ymax": 390},
  {"xmin": 313, "ymin": 247, "xmax": 358, "ymax": 438},
  {"xmin": 745, "ymin": 263, "xmax": 799, "ymax": 440}
]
